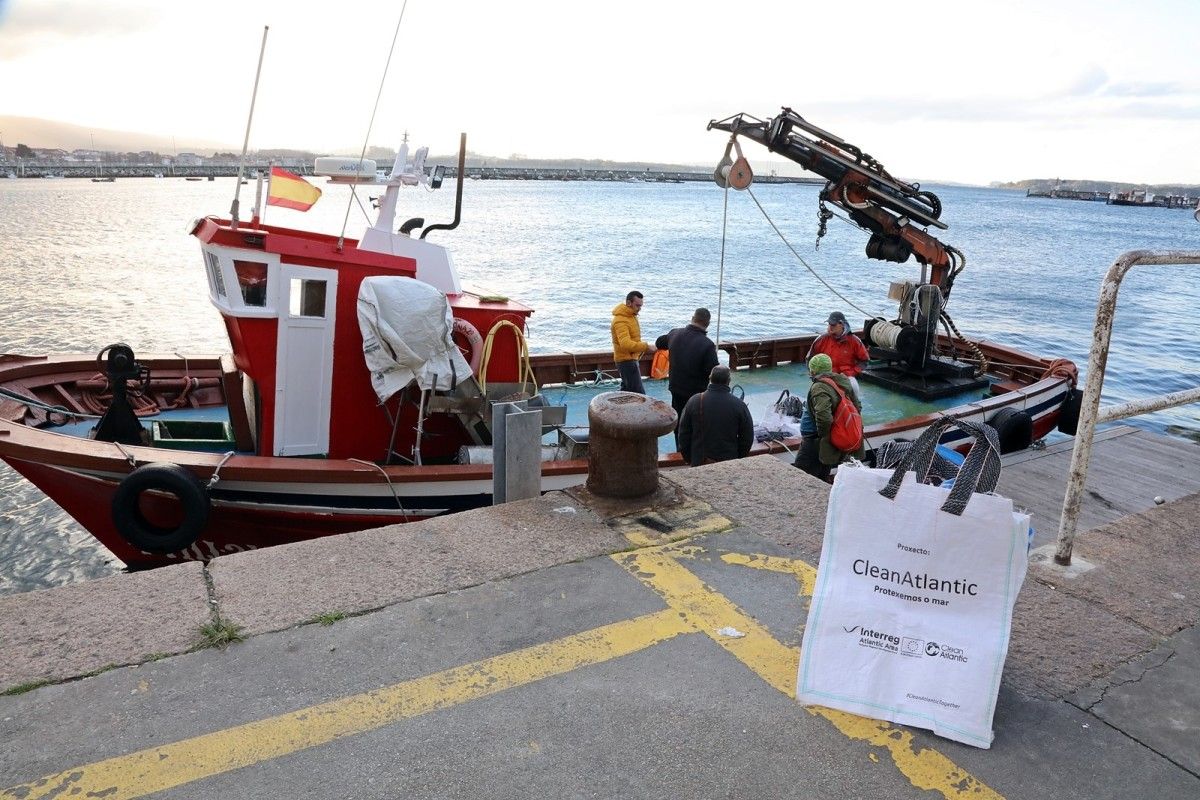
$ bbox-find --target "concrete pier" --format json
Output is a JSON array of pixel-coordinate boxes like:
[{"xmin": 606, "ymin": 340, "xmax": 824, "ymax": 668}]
[{"xmin": 1, "ymin": 427, "xmax": 1197, "ymax": 798}]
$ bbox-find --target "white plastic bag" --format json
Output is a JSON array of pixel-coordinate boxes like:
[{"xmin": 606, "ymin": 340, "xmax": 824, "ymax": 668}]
[
  {"xmin": 756, "ymin": 390, "xmax": 804, "ymax": 441},
  {"xmin": 796, "ymin": 418, "xmax": 1028, "ymax": 748}
]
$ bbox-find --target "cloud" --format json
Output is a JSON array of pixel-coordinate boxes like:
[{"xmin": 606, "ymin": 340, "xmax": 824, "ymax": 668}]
[
  {"xmin": 1102, "ymin": 81, "xmax": 1187, "ymax": 98},
  {"xmin": 1060, "ymin": 65, "xmax": 1109, "ymax": 97},
  {"xmin": 0, "ymin": 1, "xmax": 166, "ymax": 60}
]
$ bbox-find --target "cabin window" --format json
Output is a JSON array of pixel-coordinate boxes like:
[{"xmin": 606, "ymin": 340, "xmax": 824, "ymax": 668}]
[
  {"xmin": 205, "ymin": 252, "xmax": 227, "ymax": 298},
  {"xmin": 289, "ymin": 278, "xmax": 327, "ymax": 318},
  {"xmin": 233, "ymin": 260, "xmax": 269, "ymax": 307}
]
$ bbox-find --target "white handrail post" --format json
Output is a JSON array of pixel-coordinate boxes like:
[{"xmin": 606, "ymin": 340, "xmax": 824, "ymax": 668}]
[{"xmin": 1055, "ymin": 250, "xmax": 1200, "ymax": 565}]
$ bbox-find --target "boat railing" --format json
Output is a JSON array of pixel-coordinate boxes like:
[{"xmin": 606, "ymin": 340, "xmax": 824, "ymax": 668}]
[{"xmin": 1054, "ymin": 249, "xmax": 1200, "ymax": 566}]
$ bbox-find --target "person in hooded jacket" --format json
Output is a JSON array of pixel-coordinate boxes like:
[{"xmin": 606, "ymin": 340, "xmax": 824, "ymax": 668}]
[
  {"xmin": 677, "ymin": 365, "xmax": 754, "ymax": 466},
  {"xmin": 793, "ymin": 353, "xmax": 866, "ymax": 482},
  {"xmin": 806, "ymin": 310, "xmax": 869, "ymax": 399},
  {"xmin": 610, "ymin": 290, "xmax": 654, "ymax": 393}
]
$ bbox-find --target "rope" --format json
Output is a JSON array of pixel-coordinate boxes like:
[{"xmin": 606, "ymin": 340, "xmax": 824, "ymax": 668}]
[
  {"xmin": 207, "ymin": 451, "xmax": 237, "ymax": 490},
  {"xmin": 0, "ymin": 386, "xmax": 98, "ymax": 421},
  {"xmin": 337, "ymin": 0, "xmax": 410, "ymax": 250},
  {"xmin": 478, "ymin": 319, "xmax": 538, "ymax": 398},
  {"xmin": 715, "ymin": 166, "xmax": 730, "ymax": 347},
  {"xmin": 114, "ymin": 441, "xmax": 137, "ymax": 468},
  {"xmin": 349, "ymin": 458, "xmax": 410, "ymax": 517},
  {"xmin": 939, "ymin": 311, "xmax": 989, "ymax": 375},
  {"xmin": 744, "ymin": 187, "xmax": 885, "ymax": 323},
  {"xmin": 868, "ymin": 319, "xmax": 902, "ymax": 349},
  {"xmin": 1040, "ymin": 357, "xmax": 1078, "ymax": 386}
]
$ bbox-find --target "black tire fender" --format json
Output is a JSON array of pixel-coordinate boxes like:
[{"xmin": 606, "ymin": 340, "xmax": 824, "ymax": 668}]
[
  {"xmin": 987, "ymin": 407, "xmax": 1034, "ymax": 454},
  {"xmin": 1057, "ymin": 388, "xmax": 1083, "ymax": 436},
  {"xmin": 111, "ymin": 462, "xmax": 210, "ymax": 554}
]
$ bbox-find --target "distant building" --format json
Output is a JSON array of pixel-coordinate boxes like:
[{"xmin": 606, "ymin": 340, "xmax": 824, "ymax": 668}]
[{"xmin": 175, "ymin": 152, "xmax": 204, "ymax": 167}]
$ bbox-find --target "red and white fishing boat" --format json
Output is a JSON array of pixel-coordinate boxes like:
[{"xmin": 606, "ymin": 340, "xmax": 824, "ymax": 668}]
[{"xmin": 0, "ymin": 110, "xmax": 1079, "ymax": 568}]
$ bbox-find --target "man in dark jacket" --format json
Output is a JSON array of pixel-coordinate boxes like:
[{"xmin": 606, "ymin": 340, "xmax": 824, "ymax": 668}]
[
  {"xmin": 677, "ymin": 365, "xmax": 754, "ymax": 467},
  {"xmin": 660, "ymin": 307, "xmax": 719, "ymax": 447}
]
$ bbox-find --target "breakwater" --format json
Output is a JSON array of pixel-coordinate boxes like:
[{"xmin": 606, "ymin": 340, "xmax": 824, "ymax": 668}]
[{"xmin": 3, "ymin": 162, "xmax": 821, "ymax": 184}]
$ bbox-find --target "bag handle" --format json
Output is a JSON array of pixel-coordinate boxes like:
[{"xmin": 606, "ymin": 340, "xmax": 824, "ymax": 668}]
[{"xmin": 878, "ymin": 416, "xmax": 1002, "ymax": 516}]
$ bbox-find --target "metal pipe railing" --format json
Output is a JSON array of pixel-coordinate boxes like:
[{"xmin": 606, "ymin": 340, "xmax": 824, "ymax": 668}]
[{"xmin": 1054, "ymin": 249, "xmax": 1200, "ymax": 565}]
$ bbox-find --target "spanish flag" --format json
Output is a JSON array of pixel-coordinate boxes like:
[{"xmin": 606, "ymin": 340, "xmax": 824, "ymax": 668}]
[{"xmin": 267, "ymin": 167, "xmax": 322, "ymax": 211}]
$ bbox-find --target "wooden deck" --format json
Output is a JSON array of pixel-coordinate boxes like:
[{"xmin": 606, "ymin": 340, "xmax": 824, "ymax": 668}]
[{"xmin": 997, "ymin": 425, "xmax": 1200, "ymax": 547}]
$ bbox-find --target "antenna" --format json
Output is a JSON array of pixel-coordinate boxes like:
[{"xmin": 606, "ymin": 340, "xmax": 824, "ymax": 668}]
[
  {"xmin": 337, "ymin": 0, "xmax": 410, "ymax": 251},
  {"xmin": 230, "ymin": 25, "xmax": 270, "ymax": 230}
]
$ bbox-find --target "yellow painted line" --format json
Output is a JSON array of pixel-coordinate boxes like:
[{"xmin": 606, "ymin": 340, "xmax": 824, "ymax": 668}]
[
  {"xmin": 1, "ymin": 609, "xmax": 691, "ymax": 800},
  {"xmin": 616, "ymin": 549, "xmax": 1003, "ymax": 800},
  {"xmin": 720, "ymin": 551, "xmax": 817, "ymax": 597},
  {"xmin": 608, "ymin": 498, "xmax": 733, "ymax": 547}
]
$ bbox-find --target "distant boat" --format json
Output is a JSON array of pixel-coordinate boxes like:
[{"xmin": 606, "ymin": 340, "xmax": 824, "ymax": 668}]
[
  {"xmin": 154, "ymin": 172, "xmax": 165, "ymax": 179},
  {"xmin": 90, "ymin": 135, "xmax": 115, "ymax": 182},
  {"xmin": 185, "ymin": 176, "xmax": 203, "ymax": 182},
  {"xmin": 3, "ymin": 171, "xmax": 15, "ymax": 180}
]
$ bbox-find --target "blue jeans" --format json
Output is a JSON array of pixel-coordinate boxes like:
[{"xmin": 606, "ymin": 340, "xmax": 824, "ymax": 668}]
[{"xmin": 617, "ymin": 360, "xmax": 645, "ymax": 394}]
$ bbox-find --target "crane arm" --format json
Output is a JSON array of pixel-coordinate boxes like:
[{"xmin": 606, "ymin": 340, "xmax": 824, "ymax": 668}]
[{"xmin": 708, "ymin": 108, "xmax": 963, "ymax": 295}]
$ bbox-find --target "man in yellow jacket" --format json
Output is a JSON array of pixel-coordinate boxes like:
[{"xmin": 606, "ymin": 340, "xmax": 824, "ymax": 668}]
[{"xmin": 610, "ymin": 290, "xmax": 655, "ymax": 394}]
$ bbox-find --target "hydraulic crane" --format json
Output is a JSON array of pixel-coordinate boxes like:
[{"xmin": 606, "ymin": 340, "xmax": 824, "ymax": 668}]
[{"xmin": 708, "ymin": 108, "xmax": 984, "ymax": 398}]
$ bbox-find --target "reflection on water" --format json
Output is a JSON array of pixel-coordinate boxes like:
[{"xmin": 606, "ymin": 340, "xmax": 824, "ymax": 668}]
[{"xmin": 1, "ymin": 178, "xmax": 1198, "ymax": 595}]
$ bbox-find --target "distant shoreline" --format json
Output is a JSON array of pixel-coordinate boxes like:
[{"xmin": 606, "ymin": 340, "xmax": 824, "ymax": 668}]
[{"xmin": 1, "ymin": 163, "xmax": 826, "ymax": 184}]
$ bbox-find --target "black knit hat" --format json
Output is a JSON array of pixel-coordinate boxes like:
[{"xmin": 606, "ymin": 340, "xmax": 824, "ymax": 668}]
[{"xmin": 826, "ymin": 311, "xmax": 849, "ymax": 327}]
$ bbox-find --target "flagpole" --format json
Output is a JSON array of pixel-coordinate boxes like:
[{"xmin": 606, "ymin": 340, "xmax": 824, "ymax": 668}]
[
  {"xmin": 231, "ymin": 25, "xmax": 270, "ymax": 230},
  {"xmin": 251, "ymin": 160, "xmax": 269, "ymax": 226},
  {"xmin": 260, "ymin": 165, "xmax": 271, "ymax": 226}
]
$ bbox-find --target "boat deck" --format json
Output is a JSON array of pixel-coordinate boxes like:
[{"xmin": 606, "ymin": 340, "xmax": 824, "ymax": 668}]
[{"xmin": 998, "ymin": 424, "xmax": 1200, "ymax": 547}]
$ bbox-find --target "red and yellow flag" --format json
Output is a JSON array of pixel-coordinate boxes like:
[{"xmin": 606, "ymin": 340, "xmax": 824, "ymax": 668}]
[{"xmin": 267, "ymin": 167, "xmax": 322, "ymax": 211}]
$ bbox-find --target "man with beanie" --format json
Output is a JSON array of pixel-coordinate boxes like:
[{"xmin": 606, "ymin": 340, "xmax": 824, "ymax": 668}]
[
  {"xmin": 793, "ymin": 353, "xmax": 866, "ymax": 482},
  {"xmin": 677, "ymin": 365, "xmax": 754, "ymax": 467},
  {"xmin": 661, "ymin": 308, "xmax": 719, "ymax": 442},
  {"xmin": 806, "ymin": 311, "xmax": 869, "ymax": 399},
  {"xmin": 610, "ymin": 291, "xmax": 655, "ymax": 394}
]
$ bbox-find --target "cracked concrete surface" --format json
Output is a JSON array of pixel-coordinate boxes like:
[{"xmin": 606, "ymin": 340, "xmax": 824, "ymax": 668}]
[
  {"xmin": 0, "ymin": 454, "xmax": 1197, "ymax": 792},
  {"xmin": 1070, "ymin": 627, "xmax": 1200, "ymax": 776}
]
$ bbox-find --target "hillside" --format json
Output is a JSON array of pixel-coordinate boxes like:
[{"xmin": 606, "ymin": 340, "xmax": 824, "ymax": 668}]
[
  {"xmin": 994, "ymin": 177, "xmax": 1200, "ymax": 196},
  {"xmin": 0, "ymin": 115, "xmax": 230, "ymax": 154}
]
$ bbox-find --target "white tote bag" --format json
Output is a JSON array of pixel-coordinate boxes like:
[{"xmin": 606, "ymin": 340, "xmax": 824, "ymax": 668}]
[{"xmin": 796, "ymin": 418, "xmax": 1028, "ymax": 748}]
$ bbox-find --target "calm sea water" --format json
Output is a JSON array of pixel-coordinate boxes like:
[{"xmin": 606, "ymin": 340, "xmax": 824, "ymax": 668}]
[{"xmin": 1, "ymin": 176, "xmax": 1198, "ymax": 594}]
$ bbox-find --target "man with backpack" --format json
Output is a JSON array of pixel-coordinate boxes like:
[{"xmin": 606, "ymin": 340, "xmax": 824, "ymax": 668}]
[{"xmin": 793, "ymin": 353, "xmax": 865, "ymax": 482}]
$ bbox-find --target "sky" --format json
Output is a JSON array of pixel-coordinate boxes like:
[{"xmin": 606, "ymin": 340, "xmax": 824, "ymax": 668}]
[{"xmin": 1, "ymin": 0, "xmax": 1197, "ymax": 185}]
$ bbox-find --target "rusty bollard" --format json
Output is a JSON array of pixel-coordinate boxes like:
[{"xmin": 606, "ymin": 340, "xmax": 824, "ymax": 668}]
[{"xmin": 586, "ymin": 391, "xmax": 677, "ymax": 498}]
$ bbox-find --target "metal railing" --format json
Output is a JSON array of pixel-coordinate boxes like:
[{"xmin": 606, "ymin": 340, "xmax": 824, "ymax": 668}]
[{"xmin": 1054, "ymin": 249, "xmax": 1200, "ymax": 565}]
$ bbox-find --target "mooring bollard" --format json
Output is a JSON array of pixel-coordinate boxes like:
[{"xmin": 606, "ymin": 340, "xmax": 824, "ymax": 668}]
[{"xmin": 586, "ymin": 391, "xmax": 677, "ymax": 498}]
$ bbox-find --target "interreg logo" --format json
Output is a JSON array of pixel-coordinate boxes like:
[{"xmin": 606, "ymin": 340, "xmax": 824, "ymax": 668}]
[{"xmin": 844, "ymin": 624, "xmax": 900, "ymax": 652}]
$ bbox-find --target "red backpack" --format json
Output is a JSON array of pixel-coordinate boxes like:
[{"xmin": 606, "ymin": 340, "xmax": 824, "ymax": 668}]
[{"xmin": 815, "ymin": 376, "xmax": 863, "ymax": 452}]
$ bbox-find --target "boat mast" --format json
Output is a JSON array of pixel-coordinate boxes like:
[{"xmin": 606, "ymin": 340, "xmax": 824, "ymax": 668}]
[{"xmin": 230, "ymin": 25, "xmax": 270, "ymax": 230}]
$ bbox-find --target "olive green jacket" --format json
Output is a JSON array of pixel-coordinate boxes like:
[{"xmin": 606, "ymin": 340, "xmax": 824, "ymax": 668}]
[{"xmin": 807, "ymin": 373, "xmax": 867, "ymax": 466}]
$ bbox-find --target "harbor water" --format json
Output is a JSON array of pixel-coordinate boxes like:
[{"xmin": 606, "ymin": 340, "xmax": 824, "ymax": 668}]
[{"xmin": 1, "ymin": 176, "xmax": 1197, "ymax": 594}]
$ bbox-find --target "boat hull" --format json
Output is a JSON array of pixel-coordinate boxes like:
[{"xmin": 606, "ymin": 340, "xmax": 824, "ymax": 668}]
[{"xmin": 0, "ymin": 342, "xmax": 1073, "ymax": 568}]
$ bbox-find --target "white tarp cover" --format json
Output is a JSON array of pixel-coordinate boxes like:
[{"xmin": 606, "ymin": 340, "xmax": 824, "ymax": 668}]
[{"xmin": 357, "ymin": 276, "xmax": 472, "ymax": 402}]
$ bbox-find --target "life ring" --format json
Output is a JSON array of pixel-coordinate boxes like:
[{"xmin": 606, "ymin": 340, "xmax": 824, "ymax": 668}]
[
  {"xmin": 111, "ymin": 463, "xmax": 210, "ymax": 554},
  {"xmin": 451, "ymin": 317, "xmax": 483, "ymax": 372},
  {"xmin": 1056, "ymin": 388, "xmax": 1082, "ymax": 435},
  {"xmin": 987, "ymin": 407, "xmax": 1034, "ymax": 454}
]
